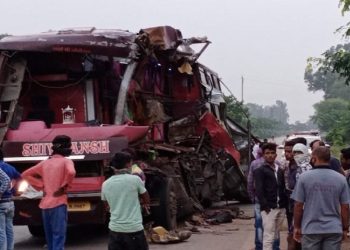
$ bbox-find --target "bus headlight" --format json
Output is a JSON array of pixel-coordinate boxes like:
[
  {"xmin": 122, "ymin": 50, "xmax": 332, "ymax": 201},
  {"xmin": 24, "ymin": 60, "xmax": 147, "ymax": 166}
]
[{"xmin": 17, "ymin": 180, "xmax": 29, "ymax": 193}]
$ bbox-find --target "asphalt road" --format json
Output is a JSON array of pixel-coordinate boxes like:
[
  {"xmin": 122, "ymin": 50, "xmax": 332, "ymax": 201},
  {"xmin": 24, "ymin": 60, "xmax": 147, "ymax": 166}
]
[
  {"xmin": 14, "ymin": 205, "xmax": 257, "ymax": 250},
  {"xmin": 14, "ymin": 221, "xmax": 256, "ymax": 250},
  {"xmin": 13, "ymin": 205, "xmax": 350, "ymax": 250},
  {"xmin": 14, "ymin": 225, "xmax": 109, "ymax": 249}
]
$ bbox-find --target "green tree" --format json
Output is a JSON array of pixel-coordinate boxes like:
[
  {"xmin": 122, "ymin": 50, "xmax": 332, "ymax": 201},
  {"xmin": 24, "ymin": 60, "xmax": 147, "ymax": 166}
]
[
  {"xmin": 225, "ymin": 96, "xmax": 293, "ymax": 139},
  {"xmin": 249, "ymin": 117, "xmax": 286, "ymax": 139},
  {"xmin": 289, "ymin": 120, "xmax": 317, "ymax": 132},
  {"xmin": 304, "ymin": 2, "xmax": 350, "ymax": 145},
  {"xmin": 305, "ymin": 45, "xmax": 350, "ymax": 100},
  {"xmin": 309, "ymin": 1, "xmax": 350, "ymax": 84},
  {"xmin": 246, "ymin": 100, "xmax": 289, "ymax": 125},
  {"xmin": 272, "ymin": 100, "xmax": 289, "ymax": 125},
  {"xmin": 224, "ymin": 95, "xmax": 249, "ymax": 125},
  {"xmin": 340, "ymin": 0, "xmax": 350, "ymax": 15},
  {"xmin": 312, "ymin": 98, "xmax": 350, "ymax": 145}
]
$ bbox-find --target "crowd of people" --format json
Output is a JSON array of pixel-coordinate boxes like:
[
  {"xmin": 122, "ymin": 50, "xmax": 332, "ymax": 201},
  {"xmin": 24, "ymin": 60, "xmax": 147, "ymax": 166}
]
[
  {"xmin": 1, "ymin": 132, "xmax": 350, "ymax": 250},
  {"xmin": 248, "ymin": 137, "xmax": 350, "ymax": 250}
]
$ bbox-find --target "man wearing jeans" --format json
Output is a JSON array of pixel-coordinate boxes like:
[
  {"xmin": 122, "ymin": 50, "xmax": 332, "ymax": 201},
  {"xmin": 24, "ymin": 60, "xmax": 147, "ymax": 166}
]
[
  {"xmin": 0, "ymin": 149, "xmax": 21, "ymax": 250},
  {"xmin": 0, "ymin": 168, "xmax": 10, "ymax": 249},
  {"xmin": 293, "ymin": 146, "xmax": 350, "ymax": 250},
  {"xmin": 22, "ymin": 135, "xmax": 76, "ymax": 250},
  {"xmin": 254, "ymin": 143, "xmax": 287, "ymax": 250},
  {"xmin": 248, "ymin": 145, "xmax": 280, "ymax": 250}
]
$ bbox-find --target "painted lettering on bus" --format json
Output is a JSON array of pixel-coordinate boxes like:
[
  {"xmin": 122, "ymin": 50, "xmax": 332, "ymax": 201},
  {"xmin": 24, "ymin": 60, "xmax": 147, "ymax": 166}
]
[{"xmin": 22, "ymin": 140, "xmax": 110, "ymax": 156}]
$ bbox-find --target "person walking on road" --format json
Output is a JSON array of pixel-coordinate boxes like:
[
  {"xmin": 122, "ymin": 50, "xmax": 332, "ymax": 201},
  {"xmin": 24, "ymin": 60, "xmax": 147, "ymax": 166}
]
[
  {"xmin": 101, "ymin": 152, "xmax": 150, "ymax": 250},
  {"xmin": 292, "ymin": 146, "xmax": 350, "ymax": 250},
  {"xmin": 0, "ymin": 149, "xmax": 21, "ymax": 250},
  {"xmin": 254, "ymin": 143, "xmax": 287, "ymax": 250},
  {"xmin": 22, "ymin": 135, "xmax": 76, "ymax": 250}
]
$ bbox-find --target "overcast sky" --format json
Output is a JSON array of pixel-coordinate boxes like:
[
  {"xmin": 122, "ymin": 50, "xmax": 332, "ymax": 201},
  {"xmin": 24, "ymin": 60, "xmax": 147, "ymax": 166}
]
[{"xmin": 0, "ymin": 0, "xmax": 347, "ymax": 122}]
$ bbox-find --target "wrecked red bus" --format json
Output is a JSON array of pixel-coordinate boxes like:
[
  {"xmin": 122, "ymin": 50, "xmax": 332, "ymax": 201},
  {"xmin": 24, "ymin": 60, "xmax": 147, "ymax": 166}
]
[{"xmin": 0, "ymin": 26, "xmax": 248, "ymax": 235}]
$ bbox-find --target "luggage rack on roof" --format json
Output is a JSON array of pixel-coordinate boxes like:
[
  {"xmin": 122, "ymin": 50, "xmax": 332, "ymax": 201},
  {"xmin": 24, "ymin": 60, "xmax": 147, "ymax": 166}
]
[{"xmin": 291, "ymin": 130, "xmax": 320, "ymax": 136}]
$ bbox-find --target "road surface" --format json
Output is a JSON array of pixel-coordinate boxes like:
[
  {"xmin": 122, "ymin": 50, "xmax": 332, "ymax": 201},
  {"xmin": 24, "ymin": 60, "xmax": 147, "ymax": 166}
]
[
  {"xmin": 13, "ymin": 203, "xmax": 350, "ymax": 250},
  {"xmin": 14, "ymin": 221, "xmax": 256, "ymax": 250},
  {"xmin": 14, "ymin": 205, "xmax": 257, "ymax": 250}
]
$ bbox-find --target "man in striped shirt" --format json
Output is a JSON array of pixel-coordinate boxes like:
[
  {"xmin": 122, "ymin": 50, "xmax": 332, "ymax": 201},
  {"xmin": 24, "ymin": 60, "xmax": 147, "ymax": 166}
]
[
  {"xmin": 0, "ymin": 168, "xmax": 10, "ymax": 249},
  {"xmin": 0, "ymin": 168, "xmax": 10, "ymax": 197}
]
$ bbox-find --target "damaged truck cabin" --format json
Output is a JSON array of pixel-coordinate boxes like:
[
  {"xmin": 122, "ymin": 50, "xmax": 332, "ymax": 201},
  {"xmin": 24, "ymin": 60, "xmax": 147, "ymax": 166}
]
[{"xmin": 0, "ymin": 26, "xmax": 248, "ymax": 234}]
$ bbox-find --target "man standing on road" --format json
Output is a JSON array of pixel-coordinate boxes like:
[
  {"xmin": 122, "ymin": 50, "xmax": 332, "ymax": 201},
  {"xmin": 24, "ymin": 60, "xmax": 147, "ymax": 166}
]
[
  {"xmin": 101, "ymin": 152, "xmax": 150, "ymax": 250},
  {"xmin": 248, "ymin": 145, "xmax": 265, "ymax": 250},
  {"xmin": 310, "ymin": 139, "xmax": 342, "ymax": 174},
  {"xmin": 0, "ymin": 167, "xmax": 10, "ymax": 249},
  {"xmin": 248, "ymin": 144, "xmax": 280, "ymax": 250},
  {"xmin": 282, "ymin": 140, "xmax": 301, "ymax": 250},
  {"xmin": 254, "ymin": 143, "xmax": 287, "ymax": 250},
  {"xmin": 292, "ymin": 143, "xmax": 312, "ymax": 182},
  {"xmin": 0, "ymin": 168, "xmax": 10, "ymax": 196},
  {"xmin": 22, "ymin": 135, "xmax": 76, "ymax": 250},
  {"xmin": 293, "ymin": 146, "xmax": 350, "ymax": 250},
  {"xmin": 0, "ymin": 149, "xmax": 21, "ymax": 250},
  {"xmin": 340, "ymin": 147, "xmax": 350, "ymax": 187}
]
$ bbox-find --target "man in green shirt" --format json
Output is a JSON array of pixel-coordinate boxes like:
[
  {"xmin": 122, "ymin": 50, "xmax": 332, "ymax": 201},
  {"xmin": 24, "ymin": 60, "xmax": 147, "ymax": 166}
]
[{"xmin": 101, "ymin": 152, "xmax": 150, "ymax": 250}]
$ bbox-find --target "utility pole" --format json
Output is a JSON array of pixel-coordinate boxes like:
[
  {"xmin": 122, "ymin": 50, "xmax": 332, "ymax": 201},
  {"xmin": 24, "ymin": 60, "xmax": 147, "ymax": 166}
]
[
  {"xmin": 241, "ymin": 76, "xmax": 244, "ymax": 103},
  {"xmin": 241, "ymin": 75, "xmax": 251, "ymax": 165}
]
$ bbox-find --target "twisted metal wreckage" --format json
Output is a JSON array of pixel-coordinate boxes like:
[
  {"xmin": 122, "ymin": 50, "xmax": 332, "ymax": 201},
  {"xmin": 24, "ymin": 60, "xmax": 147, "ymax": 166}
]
[{"xmin": 0, "ymin": 26, "xmax": 253, "ymax": 234}]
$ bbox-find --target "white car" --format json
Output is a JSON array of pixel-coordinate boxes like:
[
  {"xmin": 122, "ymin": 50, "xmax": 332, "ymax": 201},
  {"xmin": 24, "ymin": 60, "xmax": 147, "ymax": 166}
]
[
  {"xmin": 287, "ymin": 134, "xmax": 322, "ymax": 148},
  {"xmin": 278, "ymin": 131, "xmax": 323, "ymax": 156}
]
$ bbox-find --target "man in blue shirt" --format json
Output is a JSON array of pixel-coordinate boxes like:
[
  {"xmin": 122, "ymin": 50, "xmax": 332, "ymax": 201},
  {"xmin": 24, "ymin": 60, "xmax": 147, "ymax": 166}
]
[
  {"xmin": 293, "ymin": 146, "xmax": 350, "ymax": 249},
  {"xmin": 0, "ymin": 149, "xmax": 21, "ymax": 250},
  {"xmin": 0, "ymin": 168, "xmax": 10, "ymax": 197},
  {"xmin": 310, "ymin": 139, "xmax": 343, "ymax": 174}
]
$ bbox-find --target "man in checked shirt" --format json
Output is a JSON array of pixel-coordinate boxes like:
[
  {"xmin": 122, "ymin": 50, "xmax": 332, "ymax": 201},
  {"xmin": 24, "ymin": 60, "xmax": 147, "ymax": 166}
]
[
  {"xmin": 0, "ymin": 167, "xmax": 10, "ymax": 249},
  {"xmin": 0, "ymin": 168, "xmax": 10, "ymax": 197}
]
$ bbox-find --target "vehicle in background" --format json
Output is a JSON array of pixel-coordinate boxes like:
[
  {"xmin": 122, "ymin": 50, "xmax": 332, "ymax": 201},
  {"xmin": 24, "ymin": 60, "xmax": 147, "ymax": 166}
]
[
  {"xmin": 278, "ymin": 130, "xmax": 322, "ymax": 155},
  {"xmin": 0, "ymin": 26, "xmax": 249, "ymax": 236},
  {"xmin": 287, "ymin": 131, "xmax": 321, "ymax": 146}
]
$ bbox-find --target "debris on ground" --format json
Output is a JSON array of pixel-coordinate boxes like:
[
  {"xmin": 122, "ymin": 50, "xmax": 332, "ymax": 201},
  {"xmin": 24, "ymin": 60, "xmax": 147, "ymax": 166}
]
[
  {"xmin": 150, "ymin": 226, "xmax": 192, "ymax": 244},
  {"xmin": 181, "ymin": 204, "xmax": 253, "ymax": 235}
]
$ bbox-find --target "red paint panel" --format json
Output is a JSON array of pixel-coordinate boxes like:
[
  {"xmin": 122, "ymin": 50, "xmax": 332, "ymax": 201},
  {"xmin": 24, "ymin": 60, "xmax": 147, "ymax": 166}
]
[
  {"xmin": 68, "ymin": 176, "xmax": 105, "ymax": 192},
  {"xmin": 197, "ymin": 112, "xmax": 240, "ymax": 164},
  {"xmin": 172, "ymin": 73, "xmax": 201, "ymax": 101},
  {"xmin": 19, "ymin": 83, "xmax": 86, "ymax": 124},
  {"xmin": 6, "ymin": 121, "xmax": 149, "ymax": 143}
]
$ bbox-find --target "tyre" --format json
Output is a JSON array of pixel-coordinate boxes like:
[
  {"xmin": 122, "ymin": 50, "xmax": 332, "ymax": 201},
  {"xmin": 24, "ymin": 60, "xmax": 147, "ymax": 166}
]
[
  {"xmin": 223, "ymin": 165, "xmax": 250, "ymax": 203},
  {"xmin": 28, "ymin": 225, "xmax": 45, "ymax": 237},
  {"xmin": 152, "ymin": 177, "xmax": 177, "ymax": 230}
]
